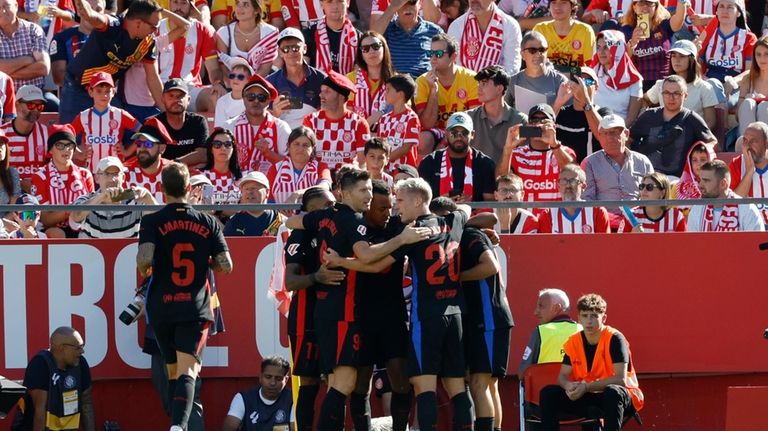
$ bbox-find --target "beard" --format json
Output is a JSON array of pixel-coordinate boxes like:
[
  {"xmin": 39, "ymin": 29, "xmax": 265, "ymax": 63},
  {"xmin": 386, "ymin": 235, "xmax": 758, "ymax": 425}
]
[{"xmin": 138, "ymin": 151, "xmax": 159, "ymax": 169}]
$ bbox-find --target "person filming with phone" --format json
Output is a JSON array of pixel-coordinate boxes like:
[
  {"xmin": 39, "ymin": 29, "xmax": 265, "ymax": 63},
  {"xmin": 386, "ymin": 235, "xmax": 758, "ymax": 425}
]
[{"xmin": 69, "ymin": 156, "xmax": 157, "ymax": 239}]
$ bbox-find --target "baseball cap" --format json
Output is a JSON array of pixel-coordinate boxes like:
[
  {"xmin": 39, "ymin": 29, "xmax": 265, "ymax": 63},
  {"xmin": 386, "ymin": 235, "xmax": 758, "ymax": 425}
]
[
  {"xmin": 239, "ymin": 171, "xmax": 270, "ymax": 189},
  {"xmin": 96, "ymin": 156, "xmax": 126, "ymax": 173},
  {"xmin": 321, "ymin": 71, "xmax": 356, "ymax": 99},
  {"xmin": 579, "ymin": 66, "xmax": 599, "ymax": 82},
  {"xmin": 16, "ymin": 85, "xmax": 45, "ymax": 102},
  {"xmin": 277, "ymin": 27, "xmax": 305, "ymax": 44},
  {"xmin": 89, "ymin": 71, "xmax": 114, "ymax": 88},
  {"xmin": 131, "ymin": 117, "xmax": 174, "ymax": 145},
  {"xmin": 242, "ymin": 74, "xmax": 278, "ymax": 100},
  {"xmin": 528, "ymin": 103, "xmax": 556, "ymax": 122},
  {"xmin": 190, "ymin": 174, "xmax": 213, "ymax": 187},
  {"xmin": 163, "ymin": 78, "xmax": 189, "ymax": 94},
  {"xmin": 669, "ymin": 39, "xmax": 698, "ymax": 57},
  {"xmin": 599, "ymin": 114, "xmax": 626, "ymax": 130},
  {"xmin": 228, "ymin": 56, "xmax": 255, "ymax": 75},
  {"xmin": 446, "ymin": 112, "xmax": 474, "ymax": 133}
]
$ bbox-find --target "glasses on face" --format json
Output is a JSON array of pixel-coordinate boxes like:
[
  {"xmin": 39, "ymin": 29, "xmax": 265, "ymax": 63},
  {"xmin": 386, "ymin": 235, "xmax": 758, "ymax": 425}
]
[
  {"xmin": 498, "ymin": 187, "xmax": 521, "ymax": 194},
  {"xmin": 279, "ymin": 44, "xmax": 302, "ymax": 54},
  {"xmin": 523, "ymin": 47, "xmax": 547, "ymax": 54},
  {"xmin": 244, "ymin": 92, "xmax": 269, "ymax": 102},
  {"xmin": 662, "ymin": 90, "xmax": 684, "ymax": 98},
  {"xmin": 53, "ymin": 141, "xmax": 75, "ymax": 150},
  {"xmin": 449, "ymin": 129, "xmax": 470, "ymax": 138},
  {"xmin": 228, "ymin": 73, "xmax": 248, "ymax": 81},
  {"xmin": 135, "ymin": 138, "xmax": 157, "ymax": 148},
  {"xmin": 528, "ymin": 116, "xmax": 548, "ymax": 124},
  {"xmin": 98, "ymin": 171, "xmax": 121, "ymax": 178},
  {"xmin": 428, "ymin": 49, "xmax": 447, "ymax": 58},
  {"xmin": 25, "ymin": 102, "xmax": 45, "ymax": 111},
  {"xmin": 361, "ymin": 42, "xmax": 383, "ymax": 53},
  {"xmin": 19, "ymin": 210, "xmax": 36, "ymax": 221},
  {"xmin": 559, "ymin": 177, "xmax": 582, "ymax": 186},
  {"xmin": 212, "ymin": 140, "xmax": 234, "ymax": 149},
  {"xmin": 142, "ymin": 18, "xmax": 160, "ymax": 30},
  {"xmin": 63, "ymin": 343, "xmax": 85, "ymax": 351},
  {"xmin": 638, "ymin": 182, "xmax": 663, "ymax": 191}
]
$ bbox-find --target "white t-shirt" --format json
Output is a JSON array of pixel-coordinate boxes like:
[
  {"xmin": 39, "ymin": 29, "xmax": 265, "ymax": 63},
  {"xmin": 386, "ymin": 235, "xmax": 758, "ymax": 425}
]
[
  {"xmin": 226, "ymin": 388, "xmax": 296, "ymax": 422},
  {"xmin": 214, "ymin": 92, "xmax": 245, "ymax": 128},
  {"xmin": 593, "ymin": 72, "xmax": 642, "ymax": 120},
  {"xmin": 645, "ymin": 78, "xmax": 719, "ymax": 113}
]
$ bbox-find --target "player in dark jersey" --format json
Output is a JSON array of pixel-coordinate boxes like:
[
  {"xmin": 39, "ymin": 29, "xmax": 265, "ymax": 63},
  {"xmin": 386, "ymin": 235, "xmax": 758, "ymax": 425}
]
[
  {"xmin": 432, "ymin": 197, "xmax": 514, "ymax": 431},
  {"xmin": 284, "ymin": 187, "xmax": 342, "ymax": 431},
  {"xmin": 137, "ymin": 162, "xmax": 232, "ymax": 431},
  {"xmin": 285, "ymin": 169, "xmax": 429, "ymax": 431}
]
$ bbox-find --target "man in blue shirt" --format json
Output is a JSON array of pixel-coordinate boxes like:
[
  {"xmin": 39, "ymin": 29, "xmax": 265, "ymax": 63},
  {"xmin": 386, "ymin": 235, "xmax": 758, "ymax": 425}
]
[{"xmin": 224, "ymin": 171, "xmax": 284, "ymax": 236}]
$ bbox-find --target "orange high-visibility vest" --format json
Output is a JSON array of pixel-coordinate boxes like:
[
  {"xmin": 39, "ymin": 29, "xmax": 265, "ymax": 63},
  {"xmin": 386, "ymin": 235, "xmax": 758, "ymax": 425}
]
[{"xmin": 563, "ymin": 326, "xmax": 644, "ymax": 411}]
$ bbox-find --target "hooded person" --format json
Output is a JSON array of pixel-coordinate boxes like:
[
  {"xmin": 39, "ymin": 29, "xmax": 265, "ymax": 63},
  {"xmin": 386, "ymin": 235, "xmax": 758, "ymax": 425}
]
[
  {"xmin": 591, "ymin": 30, "xmax": 644, "ymax": 125},
  {"xmin": 673, "ymin": 140, "xmax": 717, "ymax": 200}
]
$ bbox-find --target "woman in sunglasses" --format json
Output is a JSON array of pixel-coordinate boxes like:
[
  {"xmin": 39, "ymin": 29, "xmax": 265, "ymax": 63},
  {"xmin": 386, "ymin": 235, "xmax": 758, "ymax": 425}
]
[
  {"xmin": 266, "ymin": 126, "xmax": 332, "ymax": 204},
  {"xmin": 214, "ymin": 57, "xmax": 254, "ymax": 127},
  {"xmin": 202, "ymin": 128, "xmax": 244, "ymax": 206},
  {"xmin": 346, "ymin": 31, "xmax": 394, "ymax": 129},
  {"xmin": 622, "ymin": 172, "xmax": 687, "ymax": 232}
]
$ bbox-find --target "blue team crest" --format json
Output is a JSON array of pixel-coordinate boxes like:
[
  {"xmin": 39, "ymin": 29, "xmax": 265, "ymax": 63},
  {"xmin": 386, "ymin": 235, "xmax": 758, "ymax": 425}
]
[
  {"xmin": 64, "ymin": 375, "xmax": 76, "ymax": 389},
  {"xmin": 275, "ymin": 409, "xmax": 286, "ymax": 422}
]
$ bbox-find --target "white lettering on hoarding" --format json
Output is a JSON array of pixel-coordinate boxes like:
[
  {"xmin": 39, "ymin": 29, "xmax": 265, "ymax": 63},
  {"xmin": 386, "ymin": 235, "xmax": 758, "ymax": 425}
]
[
  {"xmin": 1, "ymin": 245, "xmax": 41, "ymax": 368},
  {"xmin": 254, "ymin": 242, "xmax": 289, "ymax": 359}
]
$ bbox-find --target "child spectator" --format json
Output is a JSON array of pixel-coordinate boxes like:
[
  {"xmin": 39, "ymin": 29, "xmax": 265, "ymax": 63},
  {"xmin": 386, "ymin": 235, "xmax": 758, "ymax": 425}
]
[{"xmin": 377, "ymin": 74, "xmax": 420, "ymax": 170}]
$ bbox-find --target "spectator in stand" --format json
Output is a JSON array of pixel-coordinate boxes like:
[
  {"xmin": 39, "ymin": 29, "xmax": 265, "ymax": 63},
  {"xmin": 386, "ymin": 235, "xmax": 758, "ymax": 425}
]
[
  {"xmin": 0, "ymin": 128, "xmax": 19, "ymax": 216},
  {"xmin": 494, "ymin": 174, "xmax": 539, "ymax": 234},
  {"xmin": 50, "ymin": 0, "xmax": 104, "ymax": 88},
  {"xmin": 279, "ymin": 0, "xmax": 324, "ymax": 30},
  {"xmin": 227, "ymin": 74, "xmax": 290, "ymax": 174},
  {"xmin": 267, "ymin": 126, "xmax": 332, "ymax": 204},
  {"xmin": 304, "ymin": 71, "xmax": 371, "ymax": 171},
  {"xmin": 215, "ymin": 0, "xmax": 279, "ymax": 77},
  {"xmin": 32, "ymin": 124, "xmax": 95, "ymax": 238},
  {"xmin": 687, "ymin": 160, "xmax": 765, "ymax": 231},
  {"xmin": 621, "ymin": 0, "xmax": 686, "ymax": 92},
  {"xmin": 378, "ymin": 74, "xmax": 421, "ymax": 170},
  {"xmin": 346, "ymin": 31, "xmax": 394, "ymax": 129},
  {"xmin": 729, "ymin": 121, "xmax": 768, "ymax": 224},
  {"xmin": 582, "ymin": 114, "xmax": 654, "ymax": 228},
  {"xmin": 302, "ymin": 0, "xmax": 361, "ymax": 75},
  {"xmin": 497, "ymin": 104, "xmax": 576, "ymax": 203},
  {"xmin": 539, "ymin": 294, "xmax": 644, "ymax": 431},
  {"xmin": 71, "ymin": 72, "xmax": 140, "ymax": 169},
  {"xmin": 124, "ymin": 117, "xmax": 175, "ymax": 202},
  {"xmin": 0, "ymin": 0, "xmax": 54, "ymax": 109},
  {"xmin": 224, "ymin": 170, "xmax": 285, "ymax": 236},
  {"xmin": 370, "ymin": 0, "xmax": 443, "ymax": 31},
  {"xmin": 4, "ymin": 193, "xmax": 45, "ymax": 238},
  {"xmin": 69, "ymin": 156, "xmax": 157, "ymax": 238},
  {"xmin": 591, "ymin": 30, "xmax": 643, "ymax": 127},
  {"xmin": 418, "ymin": 112, "xmax": 496, "ymax": 202},
  {"xmin": 499, "ymin": 0, "xmax": 552, "ymax": 32},
  {"xmin": 630, "ymin": 75, "xmax": 718, "ymax": 176},
  {"xmin": 221, "ymin": 356, "xmax": 293, "ymax": 431},
  {"xmin": 267, "ymin": 28, "xmax": 327, "ymax": 129},
  {"xmin": 699, "ymin": 0, "xmax": 756, "ymax": 87},
  {"xmin": 621, "ymin": 172, "xmax": 687, "ymax": 232},
  {"xmin": 440, "ymin": 0, "xmax": 468, "ymax": 28},
  {"xmin": 644, "ymin": 39, "xmax": 718, "ymax": 131},
  {"xmin": 468, "ymin": 65, "xmax": 526, "ymax": 163},
  {"xmin": 2, "ymin": 85, "xmax": 48, "ymax": 193},
  {"xmin": 447, "ymin": 0, "xmax": 521, "ymax": 74},
  {"xmin": 154, "ymin": 78, "xmax": 210, "ymax": 167},
  {"xmin": 211, "ymin": 0, "xmax": 283, "ymax": 29},
  {"xmin": 0, "ymin": 69, "xmax": 14, "ymax": 122},
  {"xmin": 736, "ymin": 36, "xmax": 768, "ymax": 136},
  {"xmin": 61, "ymin": 0, "xmax": 164, "ymax": 123},
  {"xmin": 415, "ymin": 33, "xmax": 480, "ymax": 156},
  {"xmin": 672, "ymin": 141, "xmax": 715, "ymax": 200},
  {"xmin": 158, "ymin": 0, "xmax": 224, "ymax": 112},
  {"xmin": 214, "ymin": 57, "xmax": 252, "ymax": 128},
  {"xmin": 553, "ymin": 66, "xmax": 607, "ymax": 162},
  {"xmin": 532, "ymin": 0, "xmax": 595, "ymax": 72},
  {"xmin": 518, "ymin": 288, "xmax": 579, "ymax": 377},
  {"xmin": 583, "ymin": 0, "xmax": 630, "ymax": 26},
  {"xmin": 17, "ymin": 0, "xmax": 75, "ymax": 45},
  {"xmin": 507, "ymin": 31, "xmax": 568, "ymax": 109},
  {"xmin": 364, "ymin": 138, "xmax": 395, "ymax": 188},
  {"xmin": 372, "ymin": 0, "xmax": 443, "ymax": 79},
  {"xmin": 201, "ymin": 127, "xmax": 244, "ymax": 205},
  {"xmin": 538, "ymin": 164, "xmax": 611, "ymax": 233}
]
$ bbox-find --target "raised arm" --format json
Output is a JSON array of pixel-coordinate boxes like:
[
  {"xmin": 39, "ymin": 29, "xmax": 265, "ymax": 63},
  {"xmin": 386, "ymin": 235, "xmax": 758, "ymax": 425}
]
[
  {"xmin": 73, "ymin": 0, "xmax": 109, "ymax": 29},
  {"xmin": 352, "ymin": 224, "xmax": 429, "ymax": 264}
]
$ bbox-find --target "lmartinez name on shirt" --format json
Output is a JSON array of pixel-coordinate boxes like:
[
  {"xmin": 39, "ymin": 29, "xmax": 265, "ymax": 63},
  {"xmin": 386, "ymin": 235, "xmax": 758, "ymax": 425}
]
[{"xmin": 158, "ymin": 220, "xmax": 212, "ymax": 238}]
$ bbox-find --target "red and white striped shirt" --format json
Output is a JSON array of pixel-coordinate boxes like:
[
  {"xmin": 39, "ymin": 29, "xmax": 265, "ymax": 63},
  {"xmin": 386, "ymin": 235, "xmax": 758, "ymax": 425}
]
[
  {"xmin": 281, "ymin": 0, "xmax": 323, "ymax": 28},
  {"xmin": 729, "ymin": 154, "xmax": 768, "ymax": 225},
  {"xmin": 71, "ymin": 106, "xmax": 139, "ymax": 169},
  {"xmin": 303, "ymin": 110, "xmax": 371, "ymax": 170},
  {"xmin": 229, "ymin": 112, "xmax": 291, "ymax": 174},
  {"xmin": 510, "ymin": 145, "xmax": 576, "ymax": 202},
  {"xmin": 267, "ymin": 158, "xmax": 331, "ymax": 203},
  {"xmin": 4, "ymin": 121, "xmax": 49, "ymax": 180},
  {"xmin": 538, "ymin": 207, "xmax": 611, "ymax": 234},
  {"xmin": 377, "ymin": 107, "xmax": 420, "ymax": 169},
  {"xmin": 619, "ymin": 206, "xmax": 687, "ymax": 232},
  {"xmin": 124, "ymin": 158, "xmax": 173, "ymax": 203},
  {"xmin": 497, "ymin": 208, "xmax": 539, "ymax": 234},
  {"xmin": 157, "ymin": 20, "xmax": 217, "ymax": 87},
  {"xmin": 202, "ymin": 168, "xmax": 241, "ymax": 204},
  {"xmin": 31, "ymin": 161, "xmax": 94, "ymax": 205},
  {"xmin": 0, "ymin": 72, "xmax": 15, "ymax": 120}
]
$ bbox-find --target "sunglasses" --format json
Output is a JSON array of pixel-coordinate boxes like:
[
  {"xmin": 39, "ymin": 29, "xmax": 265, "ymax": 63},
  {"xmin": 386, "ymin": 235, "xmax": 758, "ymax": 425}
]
[
  {"xmin": 428, "ymin": 49, "xmax": 447, "ymax": 58},
  {"xmin": 362, "ymin": 42, "xmax": 383, "ymax": 53},
  {"xmin": 19, "ymin": 210, "xmax": 36, "ymax": 221},
  {"xmin": 25, "ymin": 102, "xmax": 45, "ymax": 111},
  {"xmin": 523, "ymin": 47, "xmax": 547, "ymax": 54},
  {"xmin": 135, "ymin": 138, "xmax": 157, "ymax": 148},
  {"xmin": 638, "ymin": 183, "xmax": 663, "ymax": 191},
  {"xmin": 212, "ymin": 140, "xmax": 234, "ymax": 149},
  {"xmin": 244, "ymin": 92, "xmax": 269, "ymax": 103},
  {"xmin": 228, "ymin": 73, "xmax": 248, "ymax": 81},
  {"xmin": 529, "ymin": 116, "xmax": 549, "ymax": 124},
  {"xmin": 142, "ymin": 18, "xmax": 160, "ymax": 30},
  {"xmin": 449, "ymin": 129, "xmax": 470, "ymax": 138},
  {"xmin": 279, "ymin": 44, "xmax": 302, "ymax": 54},
  {"xmin": 53, "ymin": 141, "xmax": 75, "ymax": 150}
]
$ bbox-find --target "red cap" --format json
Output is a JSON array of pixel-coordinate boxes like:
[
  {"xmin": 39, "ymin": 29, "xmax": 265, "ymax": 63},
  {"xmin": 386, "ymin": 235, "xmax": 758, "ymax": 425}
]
[
  {"xmin": 89, "ymin": 71, "xmax": 115, "ymax": 88},
  {"xmin": 242, "ymin": 74, "xmax": 278, "ymax": 100},
  {"xmin": 131, "ymin": 117, "xmax": 175, "ymax": 146},
  {"xmin": 321, "ymin": 70, "xmax": 356, "ymax": 98},
  {"xmin": 47, "ymin": 123, "xmax": 77, "ymax": 150}
]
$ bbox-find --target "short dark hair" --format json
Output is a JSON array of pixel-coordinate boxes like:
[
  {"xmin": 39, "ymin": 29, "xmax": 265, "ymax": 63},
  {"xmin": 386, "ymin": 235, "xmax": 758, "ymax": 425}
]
[
  {"xmin": 204, "ymin": 128, "xmax": 242, "ymax": 181},
  {"xmin": 576, "ymin": 293, "xmax": 607, "ymax": 314},
  {"xmin": 338, "ymin": 168, "xmax": 370, "ymax": 191},
  {"xmin": 701, "ymin": 160, "xmax": 731, "ymax": 183},
  {"xmin": 429, "ymin": 196, "xmax": 457, "ymax": 214},
  {"xmin": 371, "ymin": 179, "xmax": 390, "ymax": 197},
  {"xmin": 125, "ymin": 0, "xmax": 162, "ymax": 20},
  {"xmin": 431, "ymin": 33, "xmax": 458, "ymax": 56},
  {"xmin": 301, "ymin": 186, "xmax": 331, "ymax": 211},
  {"xmin": 261, "ymin": 355, "xmax": 290, "ymax": 375},
  {"xmin": 475, "ymin": 65, "xmax": 511, "ymax": 92},
  {"xmin": 161, "ymin": 162, "xmax": 190, "ymax": 198},
  {"xmin": 386, "ymin": 74, "xmax": 416, "ymax": 101},
  {"xmin": 364, "ymin": 137, "xmax": 390, "ymax": 155}
]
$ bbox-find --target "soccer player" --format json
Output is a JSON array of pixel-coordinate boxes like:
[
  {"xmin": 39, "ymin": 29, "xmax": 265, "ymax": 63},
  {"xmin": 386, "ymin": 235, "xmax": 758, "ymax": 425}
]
[{"xmin": 136, "ymin": 162, "xmax": 233, "ymax": 431}]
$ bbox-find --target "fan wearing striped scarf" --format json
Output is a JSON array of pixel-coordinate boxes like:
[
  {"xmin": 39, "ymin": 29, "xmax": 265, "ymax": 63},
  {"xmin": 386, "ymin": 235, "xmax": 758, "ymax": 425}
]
[{"xmin": 307, "ymin": 0, "xmax": 360, "ymax": 74}]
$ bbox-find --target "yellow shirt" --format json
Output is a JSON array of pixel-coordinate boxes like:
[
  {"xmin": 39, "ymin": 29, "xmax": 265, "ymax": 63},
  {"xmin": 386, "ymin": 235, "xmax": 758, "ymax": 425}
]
[
  {"xmin": 533, "ymin": 20, "xmax": 596, "ymax": 70},
  {"xmin": 346, "ymin": 69, "xmax": 383, "ymax": 106},
  {"xmin": 414, "ymin": 66, "xmax": 480, "ymax": 129}
]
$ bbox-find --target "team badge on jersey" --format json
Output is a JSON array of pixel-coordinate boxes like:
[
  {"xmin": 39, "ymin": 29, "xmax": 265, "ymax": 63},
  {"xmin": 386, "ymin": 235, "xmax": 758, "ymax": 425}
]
[
  {"xmin": 457, "ymin": 89, "xmax": 467, "ymax": 100},
  {"xmin": 357, "ymin": 225, "xmax": 367, "ymax": 236},
  {"xmin": 275, "ymin": 409, "xmax": 286, "ymax": 422},
  {"xmin": 342, "ymin": 131, "xmax": 353, "ymax": 143},
  {"xmin": 466, "ymin": 39, "xmax": 480, "ymax": 58},
  {"xmin": 396, "ymin": 123, "xmax": 405, "ymax": 133},
  {"xmin": 185, "ymin": 44, "xmax": 194, "ymax": 55},
  {"xmin": 572, "ymin": 40, "xmax": 582, "ymax": 50},
  {"xmin": 64, "ymin": 375, "xmax": 76, "ymax": 389},
  {"xmin": 582, "ymin": 225, "xmax": 593, "ymax": 234},
  {"xmin": 108, "ymin": 119, "xmax": 119, "ymax": 129}
]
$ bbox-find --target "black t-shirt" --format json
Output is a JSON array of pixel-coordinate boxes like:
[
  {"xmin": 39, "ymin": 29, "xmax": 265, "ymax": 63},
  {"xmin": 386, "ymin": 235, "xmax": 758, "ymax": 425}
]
[
  {"xmin": 555, "ymin": 105, "xmax": 604, "ymax": 163},
  {"xmin": 154, "ymin": 112, "xmax": 209, "ymax": 160},
  {"xmin": 356, "ymin": 215, "xmax": 408, "ymax": 325},
  {"xmin": 563, "ymin": 331, "xmax": 629, "ymax": 371},
  {"xmin": 459, "ymin": 227, "xmax": 513, "ymax": 330},
  {"xmin": 23, "ymin": 351, "xmax": 92, "ymax": 391},
  {"xmin": 392, "ymin": 211, "xmax": 467, "ymax": 320},
  {"xmin": 302, "ymin": 24, "xmax": 362, "ymax": 72},
  {"xmin": 303, "ymin": 202, "xmax": 368, "ymax": 321},
  {"xmin": 418, "ymin": 148, "xmax": 497, "ymax": 202},
  {"xmin": 139, "ymin": 203, "xmax": 229, "ymax": 322},
  {"xmin": 285, "ymin": 229, "xmax": 320, "ymax": 335}
]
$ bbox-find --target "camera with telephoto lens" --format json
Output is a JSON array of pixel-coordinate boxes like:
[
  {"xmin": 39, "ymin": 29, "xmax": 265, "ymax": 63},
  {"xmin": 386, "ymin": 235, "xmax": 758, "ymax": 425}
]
[{"xmin": 119, "ymin": 280, "xmax": 149, "ymax": 325}]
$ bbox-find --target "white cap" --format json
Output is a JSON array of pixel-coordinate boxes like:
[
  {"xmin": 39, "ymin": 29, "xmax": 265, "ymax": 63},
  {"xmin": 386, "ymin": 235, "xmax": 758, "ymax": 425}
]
[
  {"xmin": 239, "ymin": 171, "xmax": 270, "ymax": 189},
  {"xmin": 446, "ymin": 112, "xmax": 474, "ymax": 133},
  {"xmin": 278, "ymin": 27, "xmax": 305, "ymax": 44},
  {"xmin": 227, "ymin": 56, "xmax": 255, "ymax": 75},
  {"xmin": 599, "ymin": 114, "xmax": 626, "ymax": 130},
  {"xmin": 95, "ymin": 156, "xmax": 126, "ymax": 173},
  {"xmin": 16, "ymin": 85, "xmax": 44, "ymax": 102},
  {"xmin": 190, "ymin": 174, "xmax": 213, "ymax": 187}
]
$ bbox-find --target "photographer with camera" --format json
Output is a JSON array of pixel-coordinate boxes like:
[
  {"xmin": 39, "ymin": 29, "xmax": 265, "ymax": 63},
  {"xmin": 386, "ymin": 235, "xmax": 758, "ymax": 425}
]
[{"xmin": 69, "ymin": 156, "xmax": 157, "ymax": 239}]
